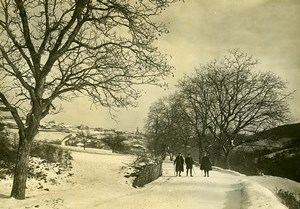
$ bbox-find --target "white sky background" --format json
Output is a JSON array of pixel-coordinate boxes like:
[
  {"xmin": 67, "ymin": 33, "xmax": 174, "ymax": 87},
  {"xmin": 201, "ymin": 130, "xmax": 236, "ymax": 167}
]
[{"xmin": 47, "ymin": 0, "xmax": 300, "ymax": 131}]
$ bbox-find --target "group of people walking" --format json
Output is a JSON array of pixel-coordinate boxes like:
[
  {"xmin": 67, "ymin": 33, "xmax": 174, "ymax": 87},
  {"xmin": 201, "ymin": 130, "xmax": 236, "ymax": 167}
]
[{"xmin": 173, "ymin": 152, "xmax": 212, "ymax": 177}]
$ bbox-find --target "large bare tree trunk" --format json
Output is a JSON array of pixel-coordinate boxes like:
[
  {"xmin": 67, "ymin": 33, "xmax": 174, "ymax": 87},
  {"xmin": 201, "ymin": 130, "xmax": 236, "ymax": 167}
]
[
  {"xmin": 10, "ymin": 106, "xmax": 40, "ymax": 200},
  {"xmin": 10, "ymin": 135, "xmax": 32, "ymax": 199}
]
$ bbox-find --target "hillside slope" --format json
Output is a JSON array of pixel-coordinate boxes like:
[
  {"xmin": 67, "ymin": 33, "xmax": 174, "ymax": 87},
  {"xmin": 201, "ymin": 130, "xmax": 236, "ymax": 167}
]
[{"xmin": 230, "ymin": 123, "xmax": 300, "ymax": 182}]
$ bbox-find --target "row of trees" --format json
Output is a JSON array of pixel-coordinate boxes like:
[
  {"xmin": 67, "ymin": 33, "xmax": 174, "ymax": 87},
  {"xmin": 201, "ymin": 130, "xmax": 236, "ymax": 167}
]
[
  {"xmin": 0, "ymin": 0, "xmax": 179, "ymax": 199},
  {"xmin": 145, "ymin": 50, "xmax": 292, "ymax": 167},
  {"xmin": 144, "ymin": 94, "xmax": 194, "ymax": 160}
]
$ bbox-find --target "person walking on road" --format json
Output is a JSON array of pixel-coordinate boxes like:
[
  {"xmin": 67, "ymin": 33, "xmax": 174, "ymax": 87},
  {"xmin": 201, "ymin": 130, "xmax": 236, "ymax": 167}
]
[
  {"xmin": 200, "ymin": 153, "xmax": 212, "ymax": 177},
  {"xmin": 174, "ymin": 153, "xmax": 184, "ymax": 176},
  {"xmin": 185, "ymin": 153, "xmax": 194, "ymax": 177}
]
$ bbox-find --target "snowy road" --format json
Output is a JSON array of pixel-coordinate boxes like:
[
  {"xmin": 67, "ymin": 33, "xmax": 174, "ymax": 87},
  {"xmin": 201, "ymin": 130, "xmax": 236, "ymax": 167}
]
[
  {"xmin": 98, "ymin": 160, "xmax": 243, "ymax": 209},
  {"xmin": 1, "ymin": 149, "xmax": 289, "ymax": 209}
]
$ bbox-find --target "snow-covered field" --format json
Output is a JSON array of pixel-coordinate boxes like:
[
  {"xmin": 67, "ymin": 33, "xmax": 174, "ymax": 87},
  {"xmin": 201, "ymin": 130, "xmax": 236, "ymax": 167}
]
[
  {"xmin": 0, "ymin": 147, "xmax": 299, "ymax": 209},
  {"xmin": 8, "ymin": 128, "xmax": 70, "ymax": 143}
]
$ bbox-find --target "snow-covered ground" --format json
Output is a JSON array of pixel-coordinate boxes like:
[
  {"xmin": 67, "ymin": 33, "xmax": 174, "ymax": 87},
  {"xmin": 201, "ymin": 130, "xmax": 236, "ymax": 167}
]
[{"xmin": 0, "ymin": 147, "xmax": 299, "ymax": 209}]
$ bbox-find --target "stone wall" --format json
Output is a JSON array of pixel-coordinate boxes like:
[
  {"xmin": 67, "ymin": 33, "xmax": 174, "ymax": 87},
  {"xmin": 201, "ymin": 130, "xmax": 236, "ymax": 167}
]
[{"xmin": 132, "ymin": 160, "xmax": 162, "ymax": 187}]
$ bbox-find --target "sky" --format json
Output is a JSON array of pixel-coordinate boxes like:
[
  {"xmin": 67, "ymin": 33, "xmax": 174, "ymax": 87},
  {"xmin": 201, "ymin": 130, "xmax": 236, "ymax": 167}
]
[{"xmin": 47, "ymin": 0, "xmax": 300, "ymax": 131}]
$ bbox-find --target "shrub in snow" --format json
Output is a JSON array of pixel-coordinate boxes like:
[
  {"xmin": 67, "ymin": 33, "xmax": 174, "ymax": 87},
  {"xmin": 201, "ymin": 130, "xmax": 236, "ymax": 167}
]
[
  {"xmin": 0, "ymin": 139, "xmax": 73, "ymax": 183},
  {"xmin": 0, "ymin": 123, "xmax": 17, "ymax": 179},
  {"xmin": 30, "ymin": 142, "xmax": 73, "ymax": 169},
  {"xmin": 101, "ymin": 134, "xmax": 131, "ymax": 153},
  {"xmin": 277, "ymin": 189, "xmax": 300, "ymax": 209},
  {"xmin": 27, "ymin": 156, "xmax": 73, "ymax": 185}
]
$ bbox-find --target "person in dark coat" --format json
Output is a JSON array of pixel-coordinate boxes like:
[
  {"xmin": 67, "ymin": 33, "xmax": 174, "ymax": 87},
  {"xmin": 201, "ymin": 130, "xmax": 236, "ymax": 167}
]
[
  {"xmin": 200, "ymin": 153, "xmax": 212, "ymax": 177},
  {"xmin": 174, "ymin": 153, "xmax": 184, "ymax": 176},
  {"xmin": 185, "ymin": 153, "xmax": 194, "ymax": 177}
]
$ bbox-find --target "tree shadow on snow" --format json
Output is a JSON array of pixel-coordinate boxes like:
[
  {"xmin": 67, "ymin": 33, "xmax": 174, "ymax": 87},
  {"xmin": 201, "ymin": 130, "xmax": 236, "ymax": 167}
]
[
  {"xmin": 0, "ymin": 193, "xmax": 10, "ymax": 199},
  {"xmin": 224, "ymin": 185, "xmax": 242, "ymax": 209}
]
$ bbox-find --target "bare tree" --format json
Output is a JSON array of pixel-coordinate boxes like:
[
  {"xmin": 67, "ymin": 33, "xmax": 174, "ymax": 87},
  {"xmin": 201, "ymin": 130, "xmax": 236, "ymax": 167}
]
[
  {"xmin": 144, "ymin": 94, "xmax": 193, "ymax": 159},
  {"xmin": 189, "ymin": 50, "xmax": 292, "ymax": 167},
  {"xmin": 168, "ymin": 94, "xmax": 195, "ymax": 156},
  {"xmin": 0, "ymin": 0, "xmax": 179, "ymax": 199},
  {"xmin": 144, "ymin": 97, "xmax": 174, "ymax": 159},
  {"xmin": 76, "ymin": 129, "xmax": 91, "ymax": 150},
  {"xmin": 102, "ymin": 133, "xmax": 127, "ymax": 153},
  {"xmin": 177, "ymin": 73, "xmax": 212, "ymax": 158}
]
